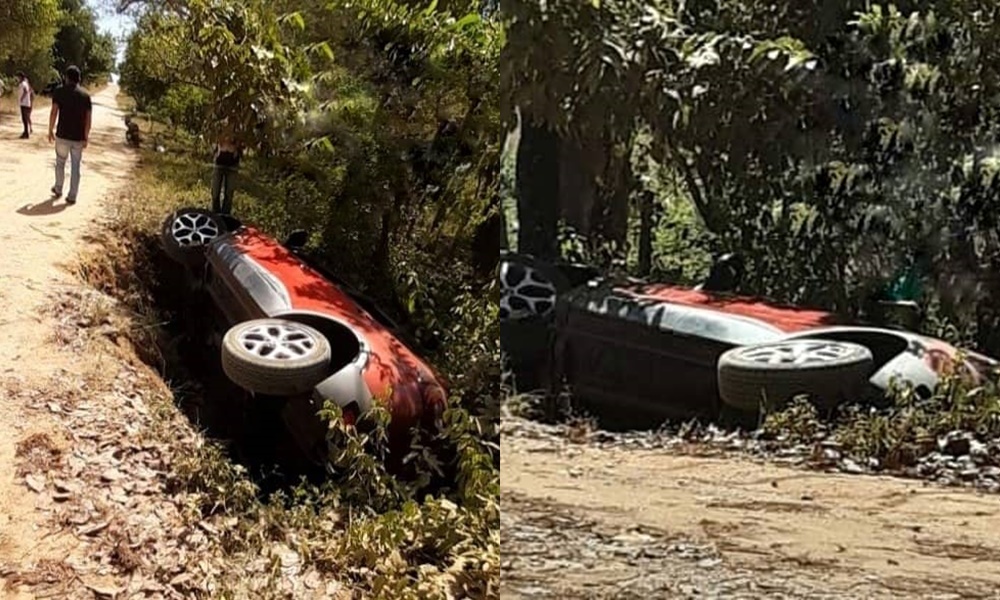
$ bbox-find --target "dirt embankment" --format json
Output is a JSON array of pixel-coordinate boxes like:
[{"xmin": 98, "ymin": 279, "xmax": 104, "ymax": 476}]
[
  {"xmin": 502, "ymin": 415, "xmax": 1000, "ymax": 599},
  {"xmin": 0, "ymin": 85, "xmax": 338, "ymax": 599},
  {"xmin": 0, "ymin": 84, "xmax": 140, "ymax": 598}
]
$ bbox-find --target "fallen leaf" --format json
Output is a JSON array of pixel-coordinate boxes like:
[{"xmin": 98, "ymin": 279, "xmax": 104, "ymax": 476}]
[
  {"xmin": 197, "ymin": 520, "xmax": 218, "ymax": 535},
  {"xmin": 52, "ymin": 479, "xmax": 77, "ymax": 493},
  {"xmin": 83, "ymin": 581, "xmax": 121, "ymax": 597},
  {"xmin": 101, "ymin": 468, "xmax": 124, "ymax": 482},
  {"xmin": 80, "ymin": 521, "xmax": 110, "ymax": 536},
  {"xmin": 24, "ymin": 474, "xmax": 45, "ymax": 493}
]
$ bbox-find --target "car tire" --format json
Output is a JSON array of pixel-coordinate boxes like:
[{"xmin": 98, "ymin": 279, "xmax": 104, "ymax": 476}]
[
  {"xmin": 160, "ymin": 207, "xmax": 225, "ymax": 267},
  {"xmin": 221, "ymin": 319, "xmax": 332, "ymax": 396},
  {"xmin": 717, "ymin": 339, "xmax": 874, "ymax": 415}
]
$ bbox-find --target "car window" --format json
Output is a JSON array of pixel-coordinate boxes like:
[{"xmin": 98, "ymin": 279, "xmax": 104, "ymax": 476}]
[{"xmin": 583, "ymin": 295, "xmax": 783, "ymax": 346}]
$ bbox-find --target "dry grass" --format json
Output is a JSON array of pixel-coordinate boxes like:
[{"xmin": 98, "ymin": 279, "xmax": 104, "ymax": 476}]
[
  {"xmin": 14, "ymin": 433, "xmax": 63, "ymax": 478},
  {"xmin": 3, "ymin": 558, "xmax": 75, "ymax": 588},
  {"xmin": 0, "ymin": 95, "xmax": 53, "ymax": 123}
]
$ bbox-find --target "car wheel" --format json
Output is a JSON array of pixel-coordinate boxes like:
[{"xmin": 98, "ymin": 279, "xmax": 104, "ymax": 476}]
[
  {"xmin": 717, "ymin": 339, "xmax": 874, "ymax": 415},
  {"xmin": 221, "ymin": 319, "xmax": 332, "ymax": 396},
  {"xmin": 160, "ymin": 207, "xmax": 225, "ymax": 267}
]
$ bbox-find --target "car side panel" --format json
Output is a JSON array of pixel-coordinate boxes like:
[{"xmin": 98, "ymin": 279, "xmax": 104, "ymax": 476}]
[{"xmin": 207, "ymin": 235, "xmax": 289, "ymax": 320}]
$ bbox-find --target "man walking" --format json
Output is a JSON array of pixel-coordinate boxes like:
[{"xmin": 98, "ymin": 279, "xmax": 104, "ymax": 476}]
[
  {"xmin": 17, "ymin": 72, "xmax": 33, "ymax": 139},
  {"xmin": 48, "ymin": 66, "xmax": 92, "ymax": 205}
]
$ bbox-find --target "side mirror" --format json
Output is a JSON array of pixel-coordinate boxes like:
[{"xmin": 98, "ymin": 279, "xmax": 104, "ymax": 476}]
[
  {"xmin": 701, "ymin": 252, "xmax": 744, "ymax": 293},
  {"xmin": 284, "ymin": 229, "xmax": 309, "ymax": 250},
  {"xmin": 219, "ymin": 215, "xmax": 243, "ymax": 232},
  {"xmin": 557, "ymin": 263, "xmax": 602, "ymax": 289},
  {"xmin": 877, "ymin": 299, "xmax": 922, "ymax": 331}
]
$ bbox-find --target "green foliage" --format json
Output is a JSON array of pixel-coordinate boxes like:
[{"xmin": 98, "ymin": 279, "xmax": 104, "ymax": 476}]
[
  {"xmin": 53, "ymin": 0, "xmax": 116, "ymax": 80},
  {"xmin": 116, "ymin": 0, "xmax": 501, "ymax": 595},
  {"xmin": 0, "ymin": 0, "xmax": 62, "ymax": 88},
  {"xmin": 120, "ymin": 0, "xmax": 307, "ymax": 142},
  {"xmin": 150, "ymin": 84, "xmax": 209, "ymax": 132},
  {"xmin": 504, "ymin": 0, "xmax": 1000, "ymax": 355},
  {"xmin": 311, "ymin": 404, "xmax": 499, "ymax": 598},
  {"xmin": 760, "ymin": 397, "xmax": 826, "ymax": 445},
  {"xmin": 0, "ymin": 0, "xmax": 62, "ymax": 61},
  {"xmin": 759, "ymin": 366, "xmax": 1000, "ymax": 472},
  {"xmin": 836, "ymin": 370, "xmax": 1000, "ymax": 465},
  {"xmin": 0, "ymin": 0, "xmax": 112, "ymax": 92}
]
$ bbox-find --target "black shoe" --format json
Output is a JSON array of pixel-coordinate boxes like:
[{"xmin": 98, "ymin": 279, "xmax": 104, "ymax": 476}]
[
  {"xmin": 51, "ymin": 187, "xmax": 61, "ymax": 199},
  {"xmin": 19, "ymin": 133, "xmax": 28, "ymax": 139},
  {"xmin": 65, "ymin": 197, "xmax": 76, "ymax": 205}
]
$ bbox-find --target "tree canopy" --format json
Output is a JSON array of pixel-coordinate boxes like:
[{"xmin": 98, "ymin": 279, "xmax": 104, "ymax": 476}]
[
  {"xmin": 0, "ymin": 0, "xmax": 62, "ymax": 60},
  {"xmin": 53, "ymin": 0, "xmax": 117, "ymax": 78},
  {"xmin": 1, "ymin": 0, "xmax": 116, "ymax": 88},
  {"xmin": 504, "ymin": 0, "xmax": 1000, "ymax": 352}
]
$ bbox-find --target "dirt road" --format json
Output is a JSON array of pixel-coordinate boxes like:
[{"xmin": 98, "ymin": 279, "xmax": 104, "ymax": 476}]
[
  {"xmin": 502, "ymin": 416, "xmax": 1000, "ymax": 599},
  {"xmin": 0, "ymin": 85, "xmax": 136, "ymax": 597}
]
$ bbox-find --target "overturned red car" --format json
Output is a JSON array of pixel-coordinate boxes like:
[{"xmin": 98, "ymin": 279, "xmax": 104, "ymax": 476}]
[
  {"xmin": 160, "ymin": 207, "xmax": 447, "ymax": 461},
  {"xmin": 500, "ymin": 252, "xmax": 998, "ymax": 429}
]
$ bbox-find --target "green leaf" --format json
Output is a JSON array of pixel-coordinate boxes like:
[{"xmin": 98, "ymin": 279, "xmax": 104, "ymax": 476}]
[
  {"xmin": 454, "ymin": 13, "xmax": 481, "ymax": 29},
  {"xmin": 279, "ymin": 11, "xmax": 306, "ymax": 31}
]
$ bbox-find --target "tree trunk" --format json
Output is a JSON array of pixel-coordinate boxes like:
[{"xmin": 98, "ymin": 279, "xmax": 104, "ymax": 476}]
[
  {"xmin": 637, "ymin": 190, "xmax": 654, "ymax": 276},
  {"xmin": 515, "ymin": 119, "xmax": 560, "ymax": 260},
  {"xmin": 500, "ymin": 207, "xmax": 509, "ymax": 252},
  {"xmin": 558, "ymin": 136, "xmax": 599, "ymax": 234},
  {"xmin": 593, "ymin": 143, "xmax": 631, "ymax": 246},
  {"xmin": 471, "ymin": 211, "xmax": 504, "ymax": 275}
]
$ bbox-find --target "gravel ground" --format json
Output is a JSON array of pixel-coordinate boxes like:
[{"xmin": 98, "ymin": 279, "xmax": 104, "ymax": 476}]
[{"xmin": 501, "ymin": 412, "xmax": 1000, "ymax": 599}]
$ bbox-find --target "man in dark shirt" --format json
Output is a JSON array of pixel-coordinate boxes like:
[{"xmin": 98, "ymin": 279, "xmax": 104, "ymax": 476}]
[{"xmin": 47, "ymin": 66, "xmax": 92, "ymax": 205}]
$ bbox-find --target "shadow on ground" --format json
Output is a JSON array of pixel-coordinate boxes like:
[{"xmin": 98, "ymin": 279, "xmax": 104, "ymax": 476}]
[{"xmin": 17, "ymin": 197, "xmax": 69, "ymax": 216}]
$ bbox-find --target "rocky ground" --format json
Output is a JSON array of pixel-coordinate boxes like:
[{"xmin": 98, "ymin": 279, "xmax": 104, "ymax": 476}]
[{"xmin": 501, "ymin": 412, "xmax": 1000, "ymax": 599}]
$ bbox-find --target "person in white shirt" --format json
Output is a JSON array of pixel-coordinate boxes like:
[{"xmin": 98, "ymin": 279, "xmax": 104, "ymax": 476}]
[{"xmin": 17, "ymin": 72, "xmax": 33, "ymax": 139}]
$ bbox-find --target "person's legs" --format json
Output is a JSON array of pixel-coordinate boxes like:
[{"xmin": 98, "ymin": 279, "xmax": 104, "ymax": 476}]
[
  {"xmin": 66, "ymin": 141, "xmax": 84, "ymax": 203},
  {"xmin": 26, "ymin": 108, "xmax": 32, "ymax": 134},
  {"xmin": 221, "ymin": 168, "xmax": 236, "ymax": 215},
  {"xmin": 19, "ymin": 107, "xmax": 29, "ymax": 137},
  {"xmin": 53, "ymin": 139, "xmax": 70, "ymax": 196},
  {"xmin": 211, "ymin": 165, "xmax": 224, "ymax": 213}
]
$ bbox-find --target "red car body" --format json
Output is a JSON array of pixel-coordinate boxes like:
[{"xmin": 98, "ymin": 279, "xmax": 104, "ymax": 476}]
[
  {"xmin": 549, "ymin": 277, "xmax": 995, "ymax": 429},
  {"xmin": 198, "ymin": 223, "xmax": 447, "ymax": 455},
  {"xmin": 617, "ymin": 283, "xmax": 981, "ymax": 381},
  {"xmin": 626, "ymin": 283, "xmax": 840, "ymax": 333}
]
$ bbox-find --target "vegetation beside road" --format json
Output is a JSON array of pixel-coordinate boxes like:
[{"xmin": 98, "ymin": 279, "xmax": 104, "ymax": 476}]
[{"xmin": 64, "ymin": 0, "xmax": 502, "ymax": 596}]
